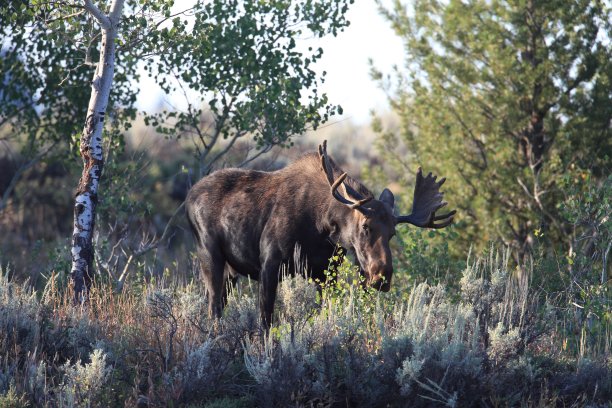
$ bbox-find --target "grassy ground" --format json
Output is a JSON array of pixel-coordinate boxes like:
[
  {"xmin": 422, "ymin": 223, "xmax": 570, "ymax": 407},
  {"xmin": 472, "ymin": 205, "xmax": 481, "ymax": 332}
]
[{"xmin": 0, "ymin": 249, "xmax": 610, "ymax": 407}]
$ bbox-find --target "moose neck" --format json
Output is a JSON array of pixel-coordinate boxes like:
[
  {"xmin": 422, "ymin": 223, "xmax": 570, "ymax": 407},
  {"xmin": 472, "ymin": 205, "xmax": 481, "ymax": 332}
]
[
  {"xmin": 322, "ymin": 201, "xmax": 357, "ymax": 248},
  {"xmin": 293, "ymin": 153, "xmax": 372, "ymax": 247}
]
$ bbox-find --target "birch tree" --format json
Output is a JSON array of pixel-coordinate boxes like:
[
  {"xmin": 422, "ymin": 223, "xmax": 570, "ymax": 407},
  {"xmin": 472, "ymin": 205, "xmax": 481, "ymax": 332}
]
[
  {"xmin": 0, "ymin": 3, "xmax": 135, "ymax": 215},
  {"xmin": 71, "ymin": 0, "xmax": 125, "ymax": 302}
]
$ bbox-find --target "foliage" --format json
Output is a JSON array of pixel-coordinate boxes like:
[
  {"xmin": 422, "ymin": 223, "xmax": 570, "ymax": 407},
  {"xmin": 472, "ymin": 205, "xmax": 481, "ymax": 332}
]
[
  {"xmin": 391, "ymin": 225, "xmax": 463, "ymax": 290},
  {"xmin": 369, "ymin": 1, "xmax": 611, "ymax": 367},
  {"xmin": 1, "ymin": 1, "xmax": 610, "ymax": 406},
  {"xmin": 532, "ymin": 171, "xmax": 611, "ymax": 358},
  {"xmin": 0, "ymin": 385, "xmax": 30, "ymax": 408},
  {"xmin": 57, "ymin": 349, "xmax": 112, "ymax": 407},
  {"xmin": 141, "ymin": 0, "xmax": 351, "ymax": 177},
  {"xmin": 373, "ymin": 0, "xmax": 612, "ymax": 258},
  {"xmin": 557, "ymin": 171, "xmax": 611, "ymax": 284}
]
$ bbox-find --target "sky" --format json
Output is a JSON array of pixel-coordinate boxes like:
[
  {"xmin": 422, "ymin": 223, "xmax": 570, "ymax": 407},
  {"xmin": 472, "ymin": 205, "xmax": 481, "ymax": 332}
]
[
  {"xmin": 135, "ymin": 1, "xmax": 405, "ymax": 125},
  {"xmin": 300, "ymin": 1, "xmax": 404, "ymax": 124}
]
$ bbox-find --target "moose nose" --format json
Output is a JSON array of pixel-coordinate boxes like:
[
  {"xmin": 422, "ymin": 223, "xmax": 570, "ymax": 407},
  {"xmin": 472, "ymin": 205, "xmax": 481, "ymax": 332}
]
[
  {"xmin": 369, "ymin": 262, "xmax": 392, "ymax": 292},
  {"xmin": 373, "ymin": 279, "xmax": 391, "ymax": 292}
]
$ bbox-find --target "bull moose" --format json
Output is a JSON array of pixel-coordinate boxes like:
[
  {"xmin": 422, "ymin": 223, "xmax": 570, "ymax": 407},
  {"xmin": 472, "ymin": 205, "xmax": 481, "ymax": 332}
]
[{"xmin": 186, "ymin": 141, "xmax": 455, "ymax": 327}]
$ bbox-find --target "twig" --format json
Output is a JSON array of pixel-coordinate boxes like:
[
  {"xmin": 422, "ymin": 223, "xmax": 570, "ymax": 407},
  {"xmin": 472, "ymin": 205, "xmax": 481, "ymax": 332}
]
[
  {"xmin": 237, "ymin": 143, "xmax": 273, "ymax": 168},
  {"xmin": 205, "ymin": 130, "xmax": 246, "ymax": 173},
  {"xmin": 45, "ymin": 8, "xmax": 86, "ymax": 24},
  {"xmin": 116, "ymin": 202, "xmax": 185, "ymax": 291}
]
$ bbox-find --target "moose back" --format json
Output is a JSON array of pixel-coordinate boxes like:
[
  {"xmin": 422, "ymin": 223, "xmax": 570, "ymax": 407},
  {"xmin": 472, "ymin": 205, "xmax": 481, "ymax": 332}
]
[{"xmin": 186, "ymin": 141, "xmax": 455, "ymax": 327}]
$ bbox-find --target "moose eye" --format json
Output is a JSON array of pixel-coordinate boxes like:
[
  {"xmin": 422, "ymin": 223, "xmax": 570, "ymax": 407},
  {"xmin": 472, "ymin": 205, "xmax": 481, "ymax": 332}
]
[{"xmin": 362, "ymin": 224, "xmax": 370, "ymax": 233}]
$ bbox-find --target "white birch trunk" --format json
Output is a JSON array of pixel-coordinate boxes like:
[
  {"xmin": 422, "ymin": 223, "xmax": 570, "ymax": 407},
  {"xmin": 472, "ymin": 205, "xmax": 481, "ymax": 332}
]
[{"xmin": 71, "ymin": 0, "xmax": 124, "ymax": 303}]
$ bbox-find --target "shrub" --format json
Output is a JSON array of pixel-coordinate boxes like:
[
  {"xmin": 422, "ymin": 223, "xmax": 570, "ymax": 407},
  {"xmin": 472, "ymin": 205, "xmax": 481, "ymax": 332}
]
[
  {"xmin": 0, "ymin": 384, "xmax": 30, "ymax": 408},
  {"xmin": 0, "ymin": 268, "xmax": 41, "ymax": 361},
  {"xmin": 57, "ymin": 349, "xmax": 112, "ymax": 408}
]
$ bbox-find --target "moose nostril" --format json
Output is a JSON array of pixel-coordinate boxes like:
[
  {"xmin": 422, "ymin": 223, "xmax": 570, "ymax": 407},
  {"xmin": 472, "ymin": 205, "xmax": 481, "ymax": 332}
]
[{"xmin": 372, "ymin": 262, "xmax": 392, "ymax": 275}]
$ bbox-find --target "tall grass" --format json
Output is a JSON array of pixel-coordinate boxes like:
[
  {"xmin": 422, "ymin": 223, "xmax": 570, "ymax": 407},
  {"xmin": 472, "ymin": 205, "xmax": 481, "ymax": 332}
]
[{"xmin": 0, "ymin": 248, "xmax": 610, "ymax": 407}]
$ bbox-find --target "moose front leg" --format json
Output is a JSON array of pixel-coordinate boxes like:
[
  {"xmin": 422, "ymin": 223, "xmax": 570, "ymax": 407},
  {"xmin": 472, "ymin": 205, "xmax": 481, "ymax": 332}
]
[{"xmin": 259, "ymin": 260, "xmax": 281, "ymax": 329}]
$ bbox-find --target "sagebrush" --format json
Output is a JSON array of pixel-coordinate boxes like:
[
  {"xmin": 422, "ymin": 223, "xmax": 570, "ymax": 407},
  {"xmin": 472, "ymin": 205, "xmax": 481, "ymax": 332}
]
[{"xmin": 0, "ymin": 248, "xmax": 610, "ymax": 407}]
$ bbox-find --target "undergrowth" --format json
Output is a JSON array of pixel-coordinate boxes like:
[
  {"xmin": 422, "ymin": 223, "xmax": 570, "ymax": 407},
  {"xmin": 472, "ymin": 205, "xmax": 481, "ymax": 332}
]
[{"xmin": 0, "ymin": 249, "xmax": 610, "ymax": 407}]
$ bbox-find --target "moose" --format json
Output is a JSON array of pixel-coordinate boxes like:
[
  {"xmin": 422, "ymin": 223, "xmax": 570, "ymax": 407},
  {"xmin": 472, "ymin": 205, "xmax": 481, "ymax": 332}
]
[{"xmin": 186, "ymin": 141, "xmax": 455, "ymax": 327}]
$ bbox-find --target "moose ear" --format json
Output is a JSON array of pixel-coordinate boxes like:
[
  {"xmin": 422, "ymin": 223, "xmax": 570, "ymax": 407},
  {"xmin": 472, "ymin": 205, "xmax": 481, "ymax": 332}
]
[{"xmin": 379, "ymin": 188, "xmax": 395, "ymax": 209}]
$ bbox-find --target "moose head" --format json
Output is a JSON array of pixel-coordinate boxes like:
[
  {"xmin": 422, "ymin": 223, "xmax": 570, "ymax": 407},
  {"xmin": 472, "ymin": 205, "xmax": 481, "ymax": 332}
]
[{"xmin": 318, "ymin": 141, "xmax": 456, "ymax": 291}]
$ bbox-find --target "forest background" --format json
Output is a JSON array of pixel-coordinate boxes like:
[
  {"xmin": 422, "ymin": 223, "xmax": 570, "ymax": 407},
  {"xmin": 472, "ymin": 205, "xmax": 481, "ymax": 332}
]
[{"xmin": 0, "ymin": 0, "xmax": 610, "ymax": 406}]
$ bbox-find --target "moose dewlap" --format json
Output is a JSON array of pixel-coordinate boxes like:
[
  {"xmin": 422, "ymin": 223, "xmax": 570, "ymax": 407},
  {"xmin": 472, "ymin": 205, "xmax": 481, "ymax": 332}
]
[{"xmin": 186, "ymin": 141, "xmax": 455, "ymax": 327}]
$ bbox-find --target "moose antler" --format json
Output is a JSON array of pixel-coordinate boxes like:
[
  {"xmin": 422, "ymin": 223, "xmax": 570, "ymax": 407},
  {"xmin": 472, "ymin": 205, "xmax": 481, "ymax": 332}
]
[
  {"xmin": 318, "ymin": 140, "xmax": 371, "ymax": 209},
  {"xmin": 396, "ymin": 168, "xmax": 456, "ymax": 229}
]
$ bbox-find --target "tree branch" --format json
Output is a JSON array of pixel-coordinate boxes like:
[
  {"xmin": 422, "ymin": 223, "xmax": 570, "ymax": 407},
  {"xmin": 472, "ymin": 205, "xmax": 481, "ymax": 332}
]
[
  {"xmin": 83, "ymin": 0, "xmax": 111, "ymax": 29},
  {"xmin": 205, "ymin": 130, "xmax": 246, "ymax": 173},
  {"xmin": 237, "ymin": 143, "xmax": 273, "ymax": 168},
  {"xmin": 45, "ymin": 9, "xmax": 86, "ymax": 24},
  {"xmin": 115, "ymin": 201, "xmax": 186, "ymax": 291},
  {"xmin": 108, "ymin": 0, "xmax": 124, "ymax": 23}
]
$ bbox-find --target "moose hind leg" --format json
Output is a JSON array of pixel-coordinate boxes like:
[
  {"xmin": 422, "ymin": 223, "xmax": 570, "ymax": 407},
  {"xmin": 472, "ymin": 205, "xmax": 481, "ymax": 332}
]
[{"xmin": 197, "ymin": 245, "xmax": 226, "ymax": 319}]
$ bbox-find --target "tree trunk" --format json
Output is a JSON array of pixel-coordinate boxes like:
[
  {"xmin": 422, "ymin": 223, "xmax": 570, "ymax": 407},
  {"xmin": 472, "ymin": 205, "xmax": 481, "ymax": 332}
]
[{"xmin": 71, "ymin": 0, "xmax": 124, "ymax": 303}]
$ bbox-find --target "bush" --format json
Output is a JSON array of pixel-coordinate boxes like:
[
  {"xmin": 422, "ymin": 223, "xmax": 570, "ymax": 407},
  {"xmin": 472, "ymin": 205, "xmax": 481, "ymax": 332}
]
[{"xmin": 57, "ymin": 349, "xmax": 112, "ymax": 407}]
